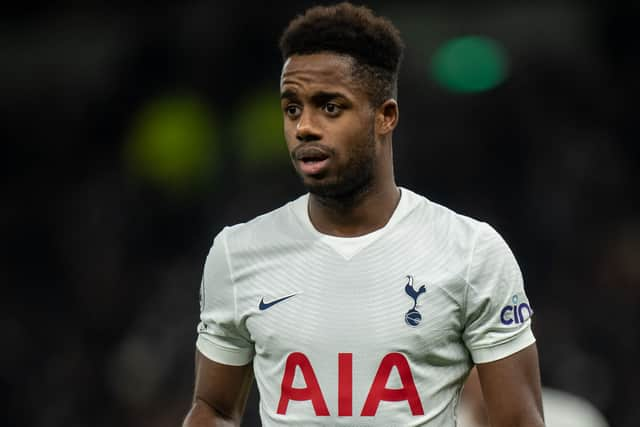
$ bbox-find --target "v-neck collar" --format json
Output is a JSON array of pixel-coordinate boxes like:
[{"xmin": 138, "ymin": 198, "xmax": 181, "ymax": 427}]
[{"xmin": 291, "ymin": 187, "xmax": 415, "ymax": 260}]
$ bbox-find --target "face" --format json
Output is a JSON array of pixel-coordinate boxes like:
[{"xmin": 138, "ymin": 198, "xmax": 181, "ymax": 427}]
[{"xmin": 280, "ymin": 53, "xmax": 379, "ymax": 199}]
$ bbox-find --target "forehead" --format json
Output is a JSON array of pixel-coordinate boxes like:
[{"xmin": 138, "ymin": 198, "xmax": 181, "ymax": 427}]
[{"xmin": 280, "ymin": 53, "xmax": 361, "ymax": 96}]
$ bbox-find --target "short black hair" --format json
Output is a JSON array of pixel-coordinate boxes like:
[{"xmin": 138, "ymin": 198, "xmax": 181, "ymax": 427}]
[{"xmin": 279, "ymin": 2, "xmax": 405, "ymax": 107}]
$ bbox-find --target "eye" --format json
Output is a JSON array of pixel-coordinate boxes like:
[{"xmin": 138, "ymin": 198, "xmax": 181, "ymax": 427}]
[
  {"xmin": 284, "ymin": 104, "xmax": 301, "ymax": 118},
  {"xmin": 323, "ymin": 102, "xmax": 341, "ymax": 116}
]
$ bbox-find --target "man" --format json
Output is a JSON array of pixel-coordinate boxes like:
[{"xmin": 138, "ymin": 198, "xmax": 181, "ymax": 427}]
[{"xmin": 183, "ymin": 3, "xmax": 544, "ymax": 426}]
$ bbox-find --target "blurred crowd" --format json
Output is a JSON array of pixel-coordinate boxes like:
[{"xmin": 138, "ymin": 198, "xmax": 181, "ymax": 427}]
[{"xmin": 3, "ymin": 1, "xmax": 638, "ymax": 426}]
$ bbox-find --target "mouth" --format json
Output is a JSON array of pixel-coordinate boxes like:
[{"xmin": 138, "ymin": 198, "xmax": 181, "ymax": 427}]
[{"xmin": 294, "ymin": 147, "xmax": 332, "ymax": 176}]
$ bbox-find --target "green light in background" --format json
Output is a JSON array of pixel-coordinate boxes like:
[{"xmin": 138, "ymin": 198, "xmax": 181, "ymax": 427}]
[
  {"xmin": 124, "ymin": 94, "xmax": 220, "ymax": 193},
  {"xmin": 231, "ymin": 89, "xmax": 287, "ymax": 169},
  {"xmin": 430, "ymin": 36, "xmax": 508, "ymax": 93}
]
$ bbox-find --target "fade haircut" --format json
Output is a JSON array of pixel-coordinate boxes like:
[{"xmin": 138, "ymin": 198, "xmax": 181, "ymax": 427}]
[{"xmin": 279, "ymin": 2, "xmax": 405, "ymax": 107}]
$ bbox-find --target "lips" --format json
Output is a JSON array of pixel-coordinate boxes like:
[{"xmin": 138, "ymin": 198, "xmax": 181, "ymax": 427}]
[{"xmin": 294, "ymin": 146, "xmax": 332, "ymax": 176}]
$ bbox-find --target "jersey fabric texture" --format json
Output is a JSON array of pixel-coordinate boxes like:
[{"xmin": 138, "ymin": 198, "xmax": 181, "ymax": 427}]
[{"xmin": 196, "ymin": 188, "xmax": 535, "ymax": 426}]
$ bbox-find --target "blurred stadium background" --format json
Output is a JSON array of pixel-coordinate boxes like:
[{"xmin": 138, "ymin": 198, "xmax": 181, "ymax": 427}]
[{"xmin": 3, "ymin": 1, "xmax": 638, "ymax": 426}]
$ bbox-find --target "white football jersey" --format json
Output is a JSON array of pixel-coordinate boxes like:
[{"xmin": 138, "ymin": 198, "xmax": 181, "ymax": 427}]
[{"xmin": 196, "ymin": 188, "xmax": 535, "ymax": 426}]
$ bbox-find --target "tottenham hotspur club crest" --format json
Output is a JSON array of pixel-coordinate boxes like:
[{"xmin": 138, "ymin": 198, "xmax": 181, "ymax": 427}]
[{"xmin": 404, "ymin": 275, "xmax": 427, "ymax": 326}]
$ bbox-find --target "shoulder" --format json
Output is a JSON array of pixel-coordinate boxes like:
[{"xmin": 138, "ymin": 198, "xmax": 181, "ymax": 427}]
[
  {"xmin": 217, "ymin": 193, "xmax": 308, "ymax": 252},
  {"xmin": 400, "ymin": 188, "xmax": 517, "ymax": 285},
  {"xmin": 402, "ymin": 187, "xmax": 491, "ymax": 251}
]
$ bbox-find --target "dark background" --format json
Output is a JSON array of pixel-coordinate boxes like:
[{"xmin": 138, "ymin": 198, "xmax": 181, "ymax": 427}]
[{"xmin": 3, "ymin": 1, "xmax": 638, "ymax": 426}]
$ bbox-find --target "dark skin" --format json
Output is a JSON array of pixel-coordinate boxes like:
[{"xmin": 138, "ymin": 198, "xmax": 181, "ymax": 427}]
[
  {"xmin": 182, "ymin": 351, "xmax": 254, "ymax": 426},
  {"xmin": 475, "ymin": 346, "xmax": 545, "ymax": 426},
  {"xmin": 183, "ymin": 52, "xmax": 545, "ymax": 426},
  {"xmin": 281, "ymin": 53, "xmax": 401, "ymax": 237},
  {"xmin": 459, "ymin": 348, "xmax": 547, "ymax": 426}
]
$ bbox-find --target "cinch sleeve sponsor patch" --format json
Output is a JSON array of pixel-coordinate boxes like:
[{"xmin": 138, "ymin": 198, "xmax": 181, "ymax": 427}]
[{"xmin": 462, "ymin": 223, "xmax": 535, "ymax": 363}]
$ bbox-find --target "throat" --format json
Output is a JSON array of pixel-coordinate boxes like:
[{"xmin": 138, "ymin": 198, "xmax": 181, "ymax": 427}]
[
  {"xmin": 308, "ymin": 185, "xmax": 401, "ymax": 237},
  {"xmin": 314, "ymin": 179, "xmax": 372, "ymax": 211}
]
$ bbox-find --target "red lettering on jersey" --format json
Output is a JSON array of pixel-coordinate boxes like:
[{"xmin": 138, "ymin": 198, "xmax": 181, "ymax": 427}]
[
  {"xmin": 277, "ymin": 352, "xmax": 330, "ymax": 416},
  {"xmin": 360, "ymin": 352, "xmax": 425, "ymax": 416},
  {"xmin": 338, "ymin": 353, "xmax": 352, "ymax": 416}
]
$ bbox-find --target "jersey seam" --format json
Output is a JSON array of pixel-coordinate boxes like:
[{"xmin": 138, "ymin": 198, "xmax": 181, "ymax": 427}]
[
  {"xmin": 462, "ymin": 222, "xmax": 484, "ymax": 323},
  {"xmin": 221, "ymin": 227, "xmax": 239, "ymax": 327}
]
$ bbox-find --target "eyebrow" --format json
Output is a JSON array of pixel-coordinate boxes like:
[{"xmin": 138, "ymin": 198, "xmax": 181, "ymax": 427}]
[
  {"xmin": 311, "ymin": 91, "xmax": 348, "ymax": 104},
  {"xmin": 280, "ymin": 89, "xmax": 299, "ymax": 101},
  {"xmin": 280, "ymin": 90, "xmax": 349, "ymax": 104}
]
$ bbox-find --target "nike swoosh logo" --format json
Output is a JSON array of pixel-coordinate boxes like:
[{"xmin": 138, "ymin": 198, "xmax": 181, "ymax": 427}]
[{"xmin": 259, "ymin": 294, "xmax": 297, "ymax": 310}]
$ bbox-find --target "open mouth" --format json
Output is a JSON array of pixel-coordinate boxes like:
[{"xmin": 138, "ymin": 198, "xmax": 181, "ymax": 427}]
[
  {"xmin": 295, "ymin": 147, "xmax": 331, "ymax": 175},
  {"xmin": 300, "ymin": 153, "xmax": 329, "ymax": 164}
]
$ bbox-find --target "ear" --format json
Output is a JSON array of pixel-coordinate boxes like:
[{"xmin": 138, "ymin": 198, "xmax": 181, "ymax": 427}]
[{"xmin": 375, "ymin": 99, "xmax": 399, "ymax": 136}]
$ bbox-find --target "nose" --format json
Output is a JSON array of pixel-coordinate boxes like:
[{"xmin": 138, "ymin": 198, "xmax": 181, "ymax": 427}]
[{"xmin": 296, "ymin": 110, "xmax": 321, "ymax": 143}]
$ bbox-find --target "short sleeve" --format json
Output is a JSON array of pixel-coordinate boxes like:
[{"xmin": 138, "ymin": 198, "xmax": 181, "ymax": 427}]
[
  {"xmin": 462, "ymin": 223, "xmax": 535, "ymax": 364},
  {"xmin": 196, "ymin": 228, "xmax": 254, "ymax": 366}
]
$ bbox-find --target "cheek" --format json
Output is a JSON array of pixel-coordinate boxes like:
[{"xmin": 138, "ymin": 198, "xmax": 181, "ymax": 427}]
[
  {"xmin": 283, "ymin": 120, "xmax": 297, "ymax": 150},
  {"xmin": 343, "ymin": 120, "xmax": 374, "ymax": 152}
]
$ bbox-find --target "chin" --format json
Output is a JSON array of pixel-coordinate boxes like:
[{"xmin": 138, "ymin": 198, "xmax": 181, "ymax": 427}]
[{"xmin": 305, "ymin": 177, "xmax": 372, "ymax": 202}]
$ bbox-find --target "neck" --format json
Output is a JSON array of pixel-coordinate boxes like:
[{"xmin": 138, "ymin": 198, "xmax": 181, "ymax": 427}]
[{"xmin": 308, "ymin": 179, "xmax": 400, "ymax": 237}]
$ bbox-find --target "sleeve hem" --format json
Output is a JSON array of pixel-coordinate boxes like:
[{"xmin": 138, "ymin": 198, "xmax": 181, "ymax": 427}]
[
  {"xmin": 196, "ymin": 335, "xmax": 254, "ymax": 366},
  {"xmin": 470, "ymin": 326, "xmax": 536, "ymax": 364}
]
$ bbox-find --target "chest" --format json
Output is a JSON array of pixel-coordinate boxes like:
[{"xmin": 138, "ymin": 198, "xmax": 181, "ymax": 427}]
[{"xmin": 236, "ymin": 244, "xmax": 467, "ymax": 358}]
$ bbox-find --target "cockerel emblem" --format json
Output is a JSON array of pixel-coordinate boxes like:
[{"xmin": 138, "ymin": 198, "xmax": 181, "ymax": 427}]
[{"xmin": 404, "ymin": 275, "xmax": 426, "ymax": 326}]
